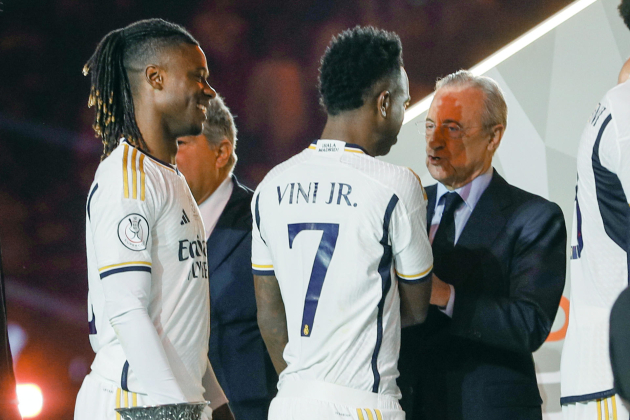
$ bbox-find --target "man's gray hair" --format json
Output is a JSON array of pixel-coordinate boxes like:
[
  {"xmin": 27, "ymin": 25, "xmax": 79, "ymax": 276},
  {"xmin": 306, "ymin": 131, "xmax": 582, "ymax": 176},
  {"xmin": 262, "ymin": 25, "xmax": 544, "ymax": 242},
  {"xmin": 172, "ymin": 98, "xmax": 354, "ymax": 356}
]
[
  {"xmin": 435, "ymin": 70, "xmax": 508, "ymax": 131},
  {"xmin": 202, "ymin": 95, "xmax": 238, "ymax": 167}
]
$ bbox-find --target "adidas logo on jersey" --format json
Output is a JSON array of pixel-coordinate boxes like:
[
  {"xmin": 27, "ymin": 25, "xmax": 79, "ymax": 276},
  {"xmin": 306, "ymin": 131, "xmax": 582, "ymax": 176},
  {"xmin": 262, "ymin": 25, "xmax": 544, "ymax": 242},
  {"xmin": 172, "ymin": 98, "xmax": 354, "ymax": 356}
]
[{"xmin": 180, "ymin": 210, "xmax": 190, "ymax": 225}]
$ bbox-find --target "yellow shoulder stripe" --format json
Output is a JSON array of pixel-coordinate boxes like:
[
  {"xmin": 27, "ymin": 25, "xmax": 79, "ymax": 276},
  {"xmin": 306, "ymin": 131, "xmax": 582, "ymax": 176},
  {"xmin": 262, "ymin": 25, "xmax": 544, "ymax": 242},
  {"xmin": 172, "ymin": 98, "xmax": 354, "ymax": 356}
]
[
  {"xmin": 122, "ymin": 144, "xmax": 146, "ymax": 201},
  {"xmin": 122, "ymin": 144, "xmax": 130, "ymax": 199}
]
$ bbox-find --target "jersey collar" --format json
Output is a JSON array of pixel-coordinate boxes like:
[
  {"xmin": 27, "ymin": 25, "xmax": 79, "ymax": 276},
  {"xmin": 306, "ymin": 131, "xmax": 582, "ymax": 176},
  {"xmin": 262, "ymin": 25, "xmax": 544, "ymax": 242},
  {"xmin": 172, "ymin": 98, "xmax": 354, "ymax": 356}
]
[
  {"xmin": 309, "ymin": 139, "xmax": 370, "ymax": 156},
  {"xmin": 121, "ymin": 139, "xmax": 180, "ymax": 174}
]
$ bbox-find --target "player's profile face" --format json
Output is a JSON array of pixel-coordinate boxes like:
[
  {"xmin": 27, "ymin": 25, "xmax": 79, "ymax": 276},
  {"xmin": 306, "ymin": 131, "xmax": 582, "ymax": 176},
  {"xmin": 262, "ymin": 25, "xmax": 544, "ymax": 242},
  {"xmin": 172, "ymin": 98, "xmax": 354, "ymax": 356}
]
[
  {"xmin": 425, "ymin": 85, "xmax": 494, "ymax": 189},
  {"xmin": 158, "ymin": 44, "xmax": 216, "ymax": 139}
]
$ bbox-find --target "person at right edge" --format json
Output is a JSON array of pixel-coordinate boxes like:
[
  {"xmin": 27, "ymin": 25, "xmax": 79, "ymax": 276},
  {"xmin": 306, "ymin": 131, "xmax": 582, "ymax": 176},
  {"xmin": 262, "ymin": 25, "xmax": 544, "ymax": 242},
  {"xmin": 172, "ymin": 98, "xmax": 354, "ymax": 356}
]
[
  {"xmin": 561, "ymin": 1, "xmax": 630, "ymax": 418},
  {"xmin": 398, "ymin": 70, "xmax": 567, "ymax": 420}
]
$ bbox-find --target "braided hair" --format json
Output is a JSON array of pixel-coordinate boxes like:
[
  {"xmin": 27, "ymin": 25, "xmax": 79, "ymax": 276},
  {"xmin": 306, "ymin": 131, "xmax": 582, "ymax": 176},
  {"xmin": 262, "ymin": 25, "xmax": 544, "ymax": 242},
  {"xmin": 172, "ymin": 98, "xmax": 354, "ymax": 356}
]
[{"xmin": 83, "ymin": 19, "xmax": 199, "ymax": 160}]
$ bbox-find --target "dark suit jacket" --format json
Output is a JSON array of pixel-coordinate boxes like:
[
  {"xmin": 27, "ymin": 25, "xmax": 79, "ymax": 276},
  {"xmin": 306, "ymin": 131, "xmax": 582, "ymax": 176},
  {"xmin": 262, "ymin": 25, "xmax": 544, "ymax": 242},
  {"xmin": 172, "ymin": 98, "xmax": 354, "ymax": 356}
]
[
  {"xmin": 399, "ymin": 171, "xmax": 566, "ymax": 420},
  {"xmin": 610, "ymin": 286, "xmax": 630, "ymax": 402},
  {"xmin": 207, "ymin": 177, "xmax": 277, "ymax": 405},
  {"xmin": 0, "ymin": 239, "xmax": 20, "ymax": 420}
]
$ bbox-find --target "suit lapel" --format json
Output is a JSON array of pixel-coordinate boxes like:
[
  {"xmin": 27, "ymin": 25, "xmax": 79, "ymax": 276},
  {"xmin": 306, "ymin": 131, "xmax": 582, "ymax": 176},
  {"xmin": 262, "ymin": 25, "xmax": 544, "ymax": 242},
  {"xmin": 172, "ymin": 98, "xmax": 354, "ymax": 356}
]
[
  {"xmin": 456, "ymin": 171, "xmax": 512, "ymax": 250},
  {"xmin": 206, "ymin": 177, "xmax": 253, "ymax": 276}
]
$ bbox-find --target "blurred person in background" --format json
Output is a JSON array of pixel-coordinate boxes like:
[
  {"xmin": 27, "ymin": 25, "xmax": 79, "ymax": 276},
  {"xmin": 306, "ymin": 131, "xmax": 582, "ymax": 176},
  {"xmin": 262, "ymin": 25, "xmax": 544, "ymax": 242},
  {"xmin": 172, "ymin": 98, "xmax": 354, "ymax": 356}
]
[
  {"xmin": 0, "ymin": 238, "xmax": 21, "ymax": 420},
  {"xmin": 76, "ymin": 18, "xmax": 230, "ymax": 420},
  {"xmin": 177, "ymin": 95, "xmax": 277, "ymax": 420},
  {"xmin": 560, "ymin": 1, "xmax": 630, "ymax": 418}
]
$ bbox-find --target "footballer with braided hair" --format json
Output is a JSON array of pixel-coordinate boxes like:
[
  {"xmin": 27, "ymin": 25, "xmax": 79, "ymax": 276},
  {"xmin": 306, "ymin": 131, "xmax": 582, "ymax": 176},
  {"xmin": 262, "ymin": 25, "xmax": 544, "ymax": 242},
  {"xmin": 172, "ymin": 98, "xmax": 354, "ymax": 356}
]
[
  {"xmin": 76, "ymin": 19, "xmax": 233, "ymax": 420},
  {"xmin": 253, "ymin": 26, "xmax": 432, "ymax": 420}
]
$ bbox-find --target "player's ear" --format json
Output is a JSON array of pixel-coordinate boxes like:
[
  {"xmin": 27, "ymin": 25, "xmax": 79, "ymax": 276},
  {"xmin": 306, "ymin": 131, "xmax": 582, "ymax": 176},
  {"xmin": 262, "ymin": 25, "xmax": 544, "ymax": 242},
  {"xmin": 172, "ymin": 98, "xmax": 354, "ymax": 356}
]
[
  {"xmin": 377, "ymin": 90, "xmax": 391, "ymax": 119},
  {"xmin": 145, "ymin": 65, "xmax": 164, "ymax": 90},
  {"xmin": 215, "ymin": 138, "xmax": 233, "ymax": 169}
]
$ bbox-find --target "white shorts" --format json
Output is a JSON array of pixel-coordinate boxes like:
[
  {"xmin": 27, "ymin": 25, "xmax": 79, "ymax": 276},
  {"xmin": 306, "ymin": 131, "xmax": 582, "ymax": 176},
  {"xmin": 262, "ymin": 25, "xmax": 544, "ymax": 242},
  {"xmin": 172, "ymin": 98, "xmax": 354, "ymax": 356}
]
[
  {"xmin": 562, "ymin": 395, "xmax": 630, "ymax": 420},
  {"xmin": 268, "ymin": 380, "xmax": 404, "ymax": 420},
  {"xmin": 74, "ymin": 371, "xmax": 152, "ymax": 420}
]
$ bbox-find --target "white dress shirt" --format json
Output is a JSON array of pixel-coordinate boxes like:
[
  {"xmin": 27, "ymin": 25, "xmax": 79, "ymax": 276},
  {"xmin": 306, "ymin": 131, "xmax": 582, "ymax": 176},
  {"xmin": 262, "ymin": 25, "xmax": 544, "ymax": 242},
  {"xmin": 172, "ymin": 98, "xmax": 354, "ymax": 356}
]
[
  {"xmin": 198, "ymin": 175, "xmax": 234, "ymax": 239},
  {"xmin": 429, "ymin": 166, "xmax": 493, "ymax": 317}
]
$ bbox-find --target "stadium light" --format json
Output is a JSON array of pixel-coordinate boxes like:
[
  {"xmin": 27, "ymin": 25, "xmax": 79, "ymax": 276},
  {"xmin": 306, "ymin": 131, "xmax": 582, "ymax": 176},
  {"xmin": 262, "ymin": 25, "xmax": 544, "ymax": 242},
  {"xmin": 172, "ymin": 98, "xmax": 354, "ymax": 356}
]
[
  {"xmin": 17, "ymin": 384, "xmax": 43, "ymax": 418},
  {"xmin": 403, "ymin": 0, "xmax": 599, "ymax": 124}
]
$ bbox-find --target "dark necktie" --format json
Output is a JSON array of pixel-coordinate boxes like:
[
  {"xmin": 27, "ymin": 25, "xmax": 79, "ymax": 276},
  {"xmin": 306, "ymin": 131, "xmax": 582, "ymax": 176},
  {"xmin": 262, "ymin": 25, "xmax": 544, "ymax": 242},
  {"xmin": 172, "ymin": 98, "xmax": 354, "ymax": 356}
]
[{"xmin": 432, "ymin": 192, "xmax": 463, "ymax": 283}]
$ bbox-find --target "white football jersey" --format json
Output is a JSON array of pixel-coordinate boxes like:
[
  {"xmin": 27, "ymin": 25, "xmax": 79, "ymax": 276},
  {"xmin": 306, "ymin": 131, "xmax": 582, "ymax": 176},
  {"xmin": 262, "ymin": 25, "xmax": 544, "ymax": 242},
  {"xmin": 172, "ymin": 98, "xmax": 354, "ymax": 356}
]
[
  {"xmin": 85, "ymin": 140, "xmax": 210, "ymax": 399},
  {"xmin": 561, "ymin": 80, "xmax": 630, "ymax": 402},
  {"xmin": 252, "ymin": 139, "xmax": 433, "ymax": 399}
]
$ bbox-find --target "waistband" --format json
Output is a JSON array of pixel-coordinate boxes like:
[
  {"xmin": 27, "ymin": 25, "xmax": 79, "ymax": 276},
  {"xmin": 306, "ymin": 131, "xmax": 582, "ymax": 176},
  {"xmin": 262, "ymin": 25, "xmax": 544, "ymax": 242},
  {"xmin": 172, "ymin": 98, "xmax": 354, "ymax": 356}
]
[{"xmin": 277, "ymin": 380, "xmax": 401, "ymax": 409}]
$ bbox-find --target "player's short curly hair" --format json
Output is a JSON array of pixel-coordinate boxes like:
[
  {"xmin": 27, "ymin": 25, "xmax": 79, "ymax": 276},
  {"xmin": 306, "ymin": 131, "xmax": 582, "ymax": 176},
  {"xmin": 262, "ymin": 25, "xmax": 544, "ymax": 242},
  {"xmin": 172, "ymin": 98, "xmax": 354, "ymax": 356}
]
[
  {"xmin": 620, "ymin": 0, "xmax": 630, "ymax": 30},
  {"xmin": 318, "ymin": 26, "xmax": 403, "ymax": 116}
]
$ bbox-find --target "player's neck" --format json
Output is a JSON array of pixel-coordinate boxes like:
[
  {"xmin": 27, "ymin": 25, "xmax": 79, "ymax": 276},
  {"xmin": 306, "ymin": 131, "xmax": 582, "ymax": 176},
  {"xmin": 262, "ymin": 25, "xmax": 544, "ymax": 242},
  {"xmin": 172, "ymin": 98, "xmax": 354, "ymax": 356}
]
[
  {"xmin": 321, "ymin": 112, "xmax": 375, "ymax": 156},
  {"xmin": 135, "ymin": 110, "xmax": 178, "ymax": 164}
]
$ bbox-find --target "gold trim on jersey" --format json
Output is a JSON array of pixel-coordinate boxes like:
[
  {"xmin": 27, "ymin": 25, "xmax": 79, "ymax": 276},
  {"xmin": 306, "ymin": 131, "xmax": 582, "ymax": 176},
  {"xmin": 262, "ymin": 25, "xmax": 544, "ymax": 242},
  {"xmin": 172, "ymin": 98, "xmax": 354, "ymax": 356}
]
[
  {"xmin": 396, "ymin": 265, "xmax": 433, "ymax": 280},
  {"xmin": 139, "ymin": 154, "xmax": 146, "ymax": 201},
  {"xmin": 115, "ymin": 387, "xmax": 138, "ymax": 418},
  {"xmin": 365, "ymin": 408, "xmax": 374, "ymax": 420},
  {"xmin": 121, "ymin": 143, "xmax": 149, "ymax": 201},
  {"xmin": 356, "ymin": 408, "xmax": 381, "ymax": 420},
  {"xmin": 612, "ymin": 395, "xmax": 618, "ymax": 420},
  {"xmin": 116, "ymin": 388, "xmax": 121, "ymax": 420},
  {"xmin": 99, "ymin": 261, "xmax": 152, "ymax": 273},
  {"xmin": 356, "ymin": 408, "xmax": 365, "ymax": 420},
  {"xmin": 252, "ymin": 263, "xmax": 274, "ymax": 270},
  {"xmin": 123, "ymin": 144, "xmax": 130, "ymax": 199},
  {"xmin": 131, "ymin": 148, "xmax": 138, "ymax": 199}
]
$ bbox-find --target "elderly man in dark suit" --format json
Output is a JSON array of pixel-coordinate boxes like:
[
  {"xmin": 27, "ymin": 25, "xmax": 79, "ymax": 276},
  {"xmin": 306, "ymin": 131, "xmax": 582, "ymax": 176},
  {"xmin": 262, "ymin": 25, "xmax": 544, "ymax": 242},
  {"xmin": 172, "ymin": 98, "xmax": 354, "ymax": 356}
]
[
  {"xmin": 177, "ymin": 96, "xmax": 277, "ymax": 420},
  {"xmin": 399, "ymin": 70, "xmax": 566, "ymax": 420}
]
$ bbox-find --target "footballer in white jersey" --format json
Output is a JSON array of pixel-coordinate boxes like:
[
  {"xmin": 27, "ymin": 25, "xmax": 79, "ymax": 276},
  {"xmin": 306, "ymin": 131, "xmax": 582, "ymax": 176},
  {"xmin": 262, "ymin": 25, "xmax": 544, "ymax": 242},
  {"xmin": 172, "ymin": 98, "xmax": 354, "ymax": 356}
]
[
  {"xmin": 77, "ymin": 140, "xmax": 210, "ymax": 411},
  {"xmin": 560, "ymin": 79, "xmax": 630, "ymax": 418},
  {"xmin": 252, "ymin": 139, "xmax": 433, "ymax": 418}
]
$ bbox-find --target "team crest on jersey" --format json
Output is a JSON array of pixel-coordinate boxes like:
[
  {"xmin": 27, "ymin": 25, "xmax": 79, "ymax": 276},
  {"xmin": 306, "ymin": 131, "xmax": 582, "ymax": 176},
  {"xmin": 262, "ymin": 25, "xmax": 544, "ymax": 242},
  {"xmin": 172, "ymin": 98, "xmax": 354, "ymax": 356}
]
[{"xmin": 118, "ymin": 213, "xmax": 149, "ymax": 251}]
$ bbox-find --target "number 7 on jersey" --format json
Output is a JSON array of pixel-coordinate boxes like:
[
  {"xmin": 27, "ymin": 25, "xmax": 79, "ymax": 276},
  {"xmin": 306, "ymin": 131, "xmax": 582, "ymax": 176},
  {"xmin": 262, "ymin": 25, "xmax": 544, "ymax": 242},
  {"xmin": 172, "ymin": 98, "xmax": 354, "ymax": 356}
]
[{"xmin": 288, "ymin": 223, "xmax": 339, "ymax": 337}]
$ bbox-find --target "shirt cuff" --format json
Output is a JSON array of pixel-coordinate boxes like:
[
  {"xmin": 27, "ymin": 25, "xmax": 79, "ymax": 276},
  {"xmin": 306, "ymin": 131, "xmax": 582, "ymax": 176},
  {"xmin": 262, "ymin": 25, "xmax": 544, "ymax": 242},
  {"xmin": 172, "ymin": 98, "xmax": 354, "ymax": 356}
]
[{"xmin": 439, "ymin": 284, "xmax": 455, "ymax": 318}]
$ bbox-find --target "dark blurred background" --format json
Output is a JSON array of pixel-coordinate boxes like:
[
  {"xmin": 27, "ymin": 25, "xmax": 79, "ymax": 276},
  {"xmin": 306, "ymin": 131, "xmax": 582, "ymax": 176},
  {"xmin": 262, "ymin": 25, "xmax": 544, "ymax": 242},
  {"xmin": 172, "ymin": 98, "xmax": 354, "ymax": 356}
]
[{"xmin": 0, "ymin": 0, "xmax": 572, "ymax": 418}]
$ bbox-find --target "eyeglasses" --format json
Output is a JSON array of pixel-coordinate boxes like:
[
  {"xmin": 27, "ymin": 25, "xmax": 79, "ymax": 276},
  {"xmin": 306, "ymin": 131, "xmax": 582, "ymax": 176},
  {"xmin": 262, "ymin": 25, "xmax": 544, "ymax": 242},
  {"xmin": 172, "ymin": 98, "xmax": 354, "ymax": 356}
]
[{"xmin": 416, "ymin": 120, "xmax": 483, "ymax": 140}]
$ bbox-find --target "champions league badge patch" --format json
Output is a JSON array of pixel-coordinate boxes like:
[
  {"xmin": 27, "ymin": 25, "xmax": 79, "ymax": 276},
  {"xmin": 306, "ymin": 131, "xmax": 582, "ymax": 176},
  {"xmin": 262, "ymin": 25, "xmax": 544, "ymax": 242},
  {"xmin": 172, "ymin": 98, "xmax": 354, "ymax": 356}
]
[{"xmin": 118, "ymin": 214, "xmax": 149, "ymax": 251}]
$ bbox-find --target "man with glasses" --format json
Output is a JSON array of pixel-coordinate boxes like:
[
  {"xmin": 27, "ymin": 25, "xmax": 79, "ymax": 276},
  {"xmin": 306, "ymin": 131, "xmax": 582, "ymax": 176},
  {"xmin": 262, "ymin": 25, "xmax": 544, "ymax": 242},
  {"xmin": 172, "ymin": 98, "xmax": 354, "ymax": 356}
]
[{"xmin": 399, "ymin": 70, "xmax": 566, "ymax": 420}]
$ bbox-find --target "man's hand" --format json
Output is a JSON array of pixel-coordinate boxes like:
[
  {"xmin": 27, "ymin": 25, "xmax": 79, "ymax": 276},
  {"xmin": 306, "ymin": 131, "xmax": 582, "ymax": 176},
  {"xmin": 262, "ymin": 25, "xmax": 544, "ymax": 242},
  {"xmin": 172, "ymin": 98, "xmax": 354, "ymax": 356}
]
[
  {"xmin": 211, "ymin": 403, "xmax": 235, "ymax": 420},
  {"xmin": 430, "ymin": 274, "xmax": 451, "ymax": 307}
]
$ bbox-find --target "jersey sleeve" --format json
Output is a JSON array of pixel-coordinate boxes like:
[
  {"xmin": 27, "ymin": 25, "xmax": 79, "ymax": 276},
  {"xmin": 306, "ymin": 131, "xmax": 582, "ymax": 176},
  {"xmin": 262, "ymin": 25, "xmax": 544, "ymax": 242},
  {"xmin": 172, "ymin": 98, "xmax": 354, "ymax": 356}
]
[
  {"xmin": 88, "ymin": 172, "xmax": 157, "ymax": 279},
  {"xmin": 390, "ymin": 170, "xmax": 433, "ymax": 283},
  {"xmin": 251, "ymin": 189, "xmax": 275, "ymax": 276}
]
